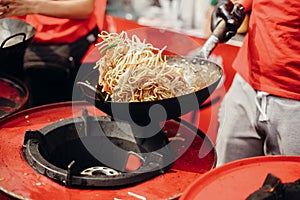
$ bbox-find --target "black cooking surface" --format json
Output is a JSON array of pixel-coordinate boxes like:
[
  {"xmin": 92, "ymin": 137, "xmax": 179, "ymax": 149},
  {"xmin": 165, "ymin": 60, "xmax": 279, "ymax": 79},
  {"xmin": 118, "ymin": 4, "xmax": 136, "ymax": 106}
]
[{"xmin": 22, "ymin": 107, "xmax": 173, "ymax": 188}]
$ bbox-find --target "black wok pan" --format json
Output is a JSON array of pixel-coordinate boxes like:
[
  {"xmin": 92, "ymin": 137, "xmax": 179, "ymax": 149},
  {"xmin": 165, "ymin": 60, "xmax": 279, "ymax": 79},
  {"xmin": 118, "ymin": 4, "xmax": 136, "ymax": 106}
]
[
  {"xmin": 0, "ymin": 18, "xmax": 36, "ymax": 78},
  {"xmin": 77, "ymin": 21, "xmax": 227, "ymax": 126},
  {"xmin": 0, "ymin": 18, "xmax": 36, "ymax": 50}
]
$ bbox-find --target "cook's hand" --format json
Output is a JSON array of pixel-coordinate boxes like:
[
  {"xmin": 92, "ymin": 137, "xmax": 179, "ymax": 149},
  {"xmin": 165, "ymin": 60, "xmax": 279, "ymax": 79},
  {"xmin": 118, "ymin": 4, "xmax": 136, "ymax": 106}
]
[
  {"xmin": 211, "ymin": 0, "xmax": 245, "ymax": 43},
  {"xmin": 0, "ymin": 0, "xmax": 9, "ymax": 17},
  {"xmin": 0, "ymin": 0, "xmax": 94, "ymax": 19},
  {"xmin": 0, "ymin": 0, "xmax": 35, "ymax": 18}
]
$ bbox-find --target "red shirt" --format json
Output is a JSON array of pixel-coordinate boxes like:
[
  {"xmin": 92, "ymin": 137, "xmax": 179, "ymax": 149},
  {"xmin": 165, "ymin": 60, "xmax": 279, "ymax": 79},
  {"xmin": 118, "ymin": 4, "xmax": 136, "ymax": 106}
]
[
  {"xmin": 233, "ymin": 0, "xmax": 300, "ymax": 100},
  {"xmin": 25, "ymin": 16, "xmax": 97, "ymax": 44},
  {"xmin": 17, "ymin": 0, "xmax": 106, "ymax": 44}
]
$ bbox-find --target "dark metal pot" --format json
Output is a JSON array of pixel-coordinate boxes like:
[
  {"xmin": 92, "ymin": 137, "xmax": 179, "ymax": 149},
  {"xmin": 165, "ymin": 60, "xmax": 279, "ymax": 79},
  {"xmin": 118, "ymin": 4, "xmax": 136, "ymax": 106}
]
[{"xmin": 0, "ymin": 18, "xmax": 36, "ymax": 79}]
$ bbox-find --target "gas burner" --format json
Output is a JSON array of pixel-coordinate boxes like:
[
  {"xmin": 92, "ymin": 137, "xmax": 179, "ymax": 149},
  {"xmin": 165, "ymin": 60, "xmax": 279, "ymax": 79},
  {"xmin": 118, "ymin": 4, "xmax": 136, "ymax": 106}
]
[
  {"xmin": 22, "ymin": 107, "xmax": 173, "ymax": 188},
  {"xmin": 0, "ymin": 102, "xmax": 216, "ymax": 199}
]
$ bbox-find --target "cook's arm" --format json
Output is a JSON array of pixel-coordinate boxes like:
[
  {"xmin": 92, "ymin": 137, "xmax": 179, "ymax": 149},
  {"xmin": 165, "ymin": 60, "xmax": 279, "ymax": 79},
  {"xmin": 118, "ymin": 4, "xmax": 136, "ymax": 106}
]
[{"xmin": 0, "ymin": 0, "xmax": 94, "ymax": 19}]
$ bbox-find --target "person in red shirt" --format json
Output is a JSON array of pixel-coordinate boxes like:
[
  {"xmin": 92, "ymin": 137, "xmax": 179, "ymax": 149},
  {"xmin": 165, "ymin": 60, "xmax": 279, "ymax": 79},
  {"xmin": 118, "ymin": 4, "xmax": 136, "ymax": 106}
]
[
  {"xmin": 211, "ymin": 0, "xmax": 300, "ymax": 166},
  {"xmin": 0, "ymin": 0, "xmax": 107, "ymax": 107}
]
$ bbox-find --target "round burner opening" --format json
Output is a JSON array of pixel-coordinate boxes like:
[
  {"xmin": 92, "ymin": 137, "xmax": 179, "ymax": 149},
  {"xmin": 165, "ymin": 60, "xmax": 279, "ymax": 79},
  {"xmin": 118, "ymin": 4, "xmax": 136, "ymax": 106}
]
[
  {"xmin": 22, "ymin": 112, "xmax": 172, "ymax": 188},
  {"xmin": 40, "ymin": 135, "xmax": 143, "ymax": 175}
]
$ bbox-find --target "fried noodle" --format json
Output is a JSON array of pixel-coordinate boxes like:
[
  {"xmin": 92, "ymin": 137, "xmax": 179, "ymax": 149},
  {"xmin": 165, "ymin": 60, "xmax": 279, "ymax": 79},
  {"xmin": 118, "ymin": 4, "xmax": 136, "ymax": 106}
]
[{"xmin": 94, "ymin": 31, "xmax": 205, "ymax": 102}]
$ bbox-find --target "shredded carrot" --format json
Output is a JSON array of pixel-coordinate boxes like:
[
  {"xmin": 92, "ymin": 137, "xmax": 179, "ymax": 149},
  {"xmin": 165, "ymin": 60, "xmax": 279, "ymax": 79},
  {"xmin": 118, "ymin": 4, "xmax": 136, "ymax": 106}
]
[{"xmin": 104, "ymin": 84, "xmax": 109, "ymax": 92}]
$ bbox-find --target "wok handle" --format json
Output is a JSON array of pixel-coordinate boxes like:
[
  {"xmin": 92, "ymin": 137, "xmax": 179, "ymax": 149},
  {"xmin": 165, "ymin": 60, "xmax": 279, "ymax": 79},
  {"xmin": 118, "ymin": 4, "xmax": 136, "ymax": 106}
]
[
  {"xmin": 212, "ymin": 20, "xmax": 227, "ymax": 41},
  {"xmin": 0, "ymin": 32, "xmax": 26, "ymax": 48},
  {"xmin": 196, "ymin": 20, "xmax": 226, "ymax": 61}
]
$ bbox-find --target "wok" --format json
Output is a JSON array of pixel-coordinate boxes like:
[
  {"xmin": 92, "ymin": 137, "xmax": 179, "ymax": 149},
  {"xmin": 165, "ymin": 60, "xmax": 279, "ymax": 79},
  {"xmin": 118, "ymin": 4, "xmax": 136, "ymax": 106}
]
[
  {"xmin": 0, "ymin": 18, "xmax": 36, "ymax": 49},
  {"xmin": 77, "ymin": 21, "xmax": 227, "ymax": 126},
  {"xmin": 0, "ymin": 18, "xmax": 36, "ymax": 78}
]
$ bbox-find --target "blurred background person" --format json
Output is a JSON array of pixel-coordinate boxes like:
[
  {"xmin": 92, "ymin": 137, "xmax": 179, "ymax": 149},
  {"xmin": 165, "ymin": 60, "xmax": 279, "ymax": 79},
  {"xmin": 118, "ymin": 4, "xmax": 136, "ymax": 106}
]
[
  {"xmin": 0, "ymin": 0, "xmax": 107, "ymax": 107},
  {"xmin": 211, "ymin": 0, "xmax": 300, "ymax": 166}
]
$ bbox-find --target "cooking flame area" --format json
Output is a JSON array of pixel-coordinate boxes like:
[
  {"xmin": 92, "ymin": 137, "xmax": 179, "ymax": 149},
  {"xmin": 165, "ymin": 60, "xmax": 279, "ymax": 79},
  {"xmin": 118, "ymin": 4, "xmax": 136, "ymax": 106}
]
[{"xmin": 22, "ymin": 107, "xmax": 173, "ymax": 188}]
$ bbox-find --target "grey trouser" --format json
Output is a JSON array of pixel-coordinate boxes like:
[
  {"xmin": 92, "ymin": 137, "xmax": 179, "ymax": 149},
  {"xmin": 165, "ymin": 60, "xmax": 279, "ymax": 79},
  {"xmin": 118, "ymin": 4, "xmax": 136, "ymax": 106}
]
[{"xmin": 216, "ymin": 73, "xmax": 300, "ymax": 166}]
